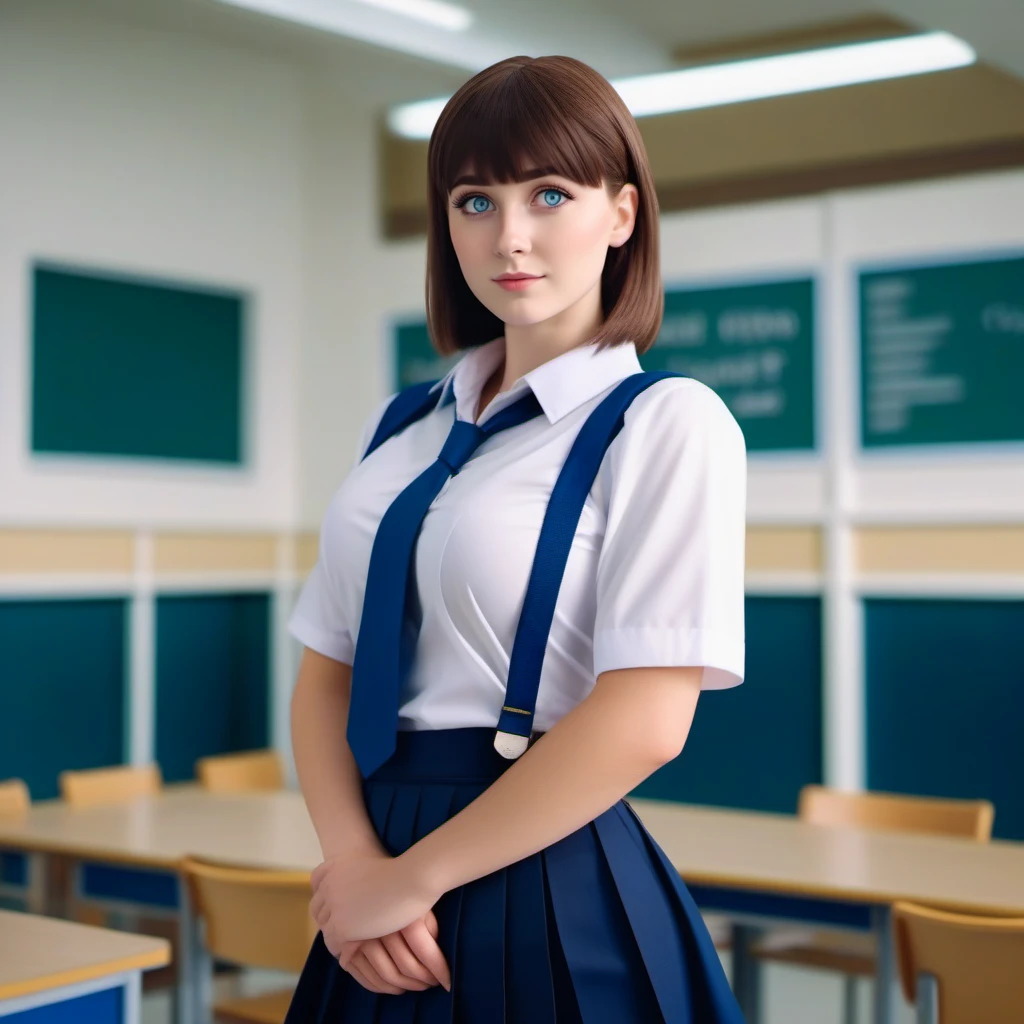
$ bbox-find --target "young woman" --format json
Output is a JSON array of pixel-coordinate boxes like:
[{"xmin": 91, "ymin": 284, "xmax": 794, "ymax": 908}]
[{"xmin": 286, "ymin": 54, "xmax": 747, "ymax": 1023}]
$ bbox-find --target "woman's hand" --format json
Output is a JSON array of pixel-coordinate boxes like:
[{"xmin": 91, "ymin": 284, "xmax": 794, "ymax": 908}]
[
  {"xmin": 310, "ymin": 847, "xmax": 442, "ymax": 952},
  {"xmin": 337, "ymin": 908, "xmax": 451, "ymax": 994}
]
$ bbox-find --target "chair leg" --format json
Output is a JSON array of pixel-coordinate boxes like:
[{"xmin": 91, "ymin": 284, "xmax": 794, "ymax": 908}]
[{"xmin": 842, "ymin": 975, "xmax": 858, "ymax": 1024}]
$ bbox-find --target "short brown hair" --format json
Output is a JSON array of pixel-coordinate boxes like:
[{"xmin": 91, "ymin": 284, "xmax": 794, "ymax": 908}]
[{"xmin": 425, "ymin": 55, "xmax": 663, "ymax": 357}]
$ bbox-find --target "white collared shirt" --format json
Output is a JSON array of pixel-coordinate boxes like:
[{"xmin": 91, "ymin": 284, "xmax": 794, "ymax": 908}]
[{"xmin": 289, "ymin": 336, "xmax": 747, "ymax": 732}]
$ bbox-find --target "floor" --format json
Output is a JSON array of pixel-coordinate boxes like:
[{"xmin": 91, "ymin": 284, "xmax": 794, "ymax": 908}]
[{"xmin": 140, "ymin": 951, "xmax": 921, "ymax": 1024}]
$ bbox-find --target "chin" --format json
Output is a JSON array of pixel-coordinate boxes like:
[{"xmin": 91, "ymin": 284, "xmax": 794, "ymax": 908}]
[{"xmin": 495, "ymin": 304, "xmax": 564, "ymax": 327}]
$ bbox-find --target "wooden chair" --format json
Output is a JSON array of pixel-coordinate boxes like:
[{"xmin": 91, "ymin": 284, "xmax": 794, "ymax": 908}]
[
  {"xmin": 59, "ymin": 763, "xmax": 162, "ymax": 808},
  {"xmin": 753, "ymin": 786, "xmax": 995, "ymax": 1024},
  {"xmin": 180, "ymin": 855, "xmax": 315, "ymax": 1023},
  {"xmin": 196, "ymin": 750, "xmax": 285, "ymax": 794},
  {"xmin": 893, "ymin": 901, "xmax": 1024, "ymax": 1023},
  {"xmin": 57, "ymin": 762, "xmax": 179, "ymax": 992},
  {"xmin": 0, "ymin": 778, "xmax": 30, "ymax": 817}
]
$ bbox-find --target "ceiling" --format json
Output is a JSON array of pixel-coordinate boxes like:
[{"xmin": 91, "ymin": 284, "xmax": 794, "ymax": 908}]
[{"xmin": 16, "ymin": 0, "xmax": 1024, "ymax": 110}]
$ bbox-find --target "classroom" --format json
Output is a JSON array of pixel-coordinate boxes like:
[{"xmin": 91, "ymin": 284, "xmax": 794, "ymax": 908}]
[{"xmin": 1, "ymin": 1, "xmax": 1023, "ymax": 1022}]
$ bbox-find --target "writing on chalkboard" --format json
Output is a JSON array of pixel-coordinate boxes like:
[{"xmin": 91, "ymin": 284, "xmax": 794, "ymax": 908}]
[
  {"xmin": 859, "ymin": 254, "xmax": 1024, "ymax": 448},
  {"xmin": 643, "ymin": 278, "xmax": 816, "ymax": 452}
]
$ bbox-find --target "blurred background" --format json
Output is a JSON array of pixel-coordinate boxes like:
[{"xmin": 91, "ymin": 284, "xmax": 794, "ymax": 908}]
[{"xmin": 1, "ymin": 0, "xmax": 1022, "ymax": 1020}]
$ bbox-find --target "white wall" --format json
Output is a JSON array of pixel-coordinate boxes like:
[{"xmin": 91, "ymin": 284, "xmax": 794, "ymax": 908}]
[
  {"xmin": 297, "ymin": 85, "xmax": 427, "ymax": 525},
  {"xmin": 0, "ymin": 1, "xmax": 304, "ymax": 529}
]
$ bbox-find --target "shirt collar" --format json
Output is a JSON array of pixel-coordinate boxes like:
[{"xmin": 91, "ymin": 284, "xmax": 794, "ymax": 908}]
[{"xmin": 430, "ymin": 335, "xmax": 642, "ymax": 426}]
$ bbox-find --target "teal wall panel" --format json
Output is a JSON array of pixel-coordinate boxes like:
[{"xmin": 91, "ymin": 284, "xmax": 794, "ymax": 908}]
[
  {"xmin": 155, "ymin": 593, "xmax": 270, "ymax": 783},
  {"xmin": 0, "ymin": 599, "xmax": 125, "ymax": 800},
  {"xmin": 631, "ymin": 596, "xmax": 823, "ymax": 814},
  {"xmin": 866, "ymin": 598, "xmax": 1024, "ymax": 840},
  {"xmin": 32, "ymin": 263, "xmax": 244, "ymax": 463},
  {"xmin": 858, "ymin": 253, "xmax": 1024, "ymax": 449}
]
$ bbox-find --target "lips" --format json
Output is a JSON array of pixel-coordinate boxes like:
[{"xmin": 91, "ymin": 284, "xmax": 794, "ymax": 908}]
[{"xmin": 493, "ymin": 274, "xmax": 541, "ymax": 281}]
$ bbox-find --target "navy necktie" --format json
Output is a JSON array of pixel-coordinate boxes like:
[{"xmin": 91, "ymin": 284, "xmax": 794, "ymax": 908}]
[{"xmin": 347, "ymin": 388, "xmax": 545, "ymax": 779}]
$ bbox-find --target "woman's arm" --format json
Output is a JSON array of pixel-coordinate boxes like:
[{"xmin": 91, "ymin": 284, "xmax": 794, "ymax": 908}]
[
  {"xmin": 292, "ymin": 647, "xmax": 452, "ymax": 992},
  {"xmin": 290, "ymin": 647, "xmax": 385, "ymax": 860},
  {"xmin": 399, "ymin": 665, "xmax": 702, "ymax": 898}
]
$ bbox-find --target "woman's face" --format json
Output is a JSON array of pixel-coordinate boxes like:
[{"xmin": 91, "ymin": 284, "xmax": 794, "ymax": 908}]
[{"xmin": 446, "ymin": 165, "xmax": 638, "ymax": 332}]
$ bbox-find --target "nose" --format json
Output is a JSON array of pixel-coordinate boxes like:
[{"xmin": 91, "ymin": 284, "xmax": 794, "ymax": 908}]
[{"xmin": 493, "ymin": 204, "xmax": 531, "ymax": 258}]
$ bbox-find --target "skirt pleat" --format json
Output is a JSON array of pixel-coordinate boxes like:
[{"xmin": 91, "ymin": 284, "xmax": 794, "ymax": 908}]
[
  {"xmin": 542, "ymin": 821, "xmax": 659, "ymax": 1023},
  {"xmin": 505, "ymin": 852, "xmax": 557, "ymax": 1024},
  {"xmin": 590, "ymin": 807, "xmax": 691, "ymax": 1020},
  {"xmin": 617, "ymin": 800, "xmax": 746, "ymax": 1022},
  {"xmin": 284, "ymin": 729, "xmax": 744, "ymax": 1024}
]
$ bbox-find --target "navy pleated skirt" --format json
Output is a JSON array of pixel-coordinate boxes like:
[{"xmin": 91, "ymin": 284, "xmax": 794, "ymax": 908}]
[{"xmin": 285, "ymin": 727, "xmax": 745, "ymax": 1023}]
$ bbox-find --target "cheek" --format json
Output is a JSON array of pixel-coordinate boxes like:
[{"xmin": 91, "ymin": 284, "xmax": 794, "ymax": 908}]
[
  {"xmin": 449, "ymin": 225, "xmax": 487, "ymax": 282},
  {"xmin": 548, "ymin": 212, "xmax": 609, "ymax": 264}
]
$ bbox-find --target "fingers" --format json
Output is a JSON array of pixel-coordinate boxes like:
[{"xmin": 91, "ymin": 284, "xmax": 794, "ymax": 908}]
[
  {"xmin": 400, "ymin": 917, "xmax": 451, "ymax": 992},
  {"xmin": 380, "ymin": 930, "xmax": 442, "ymax": 988},
  {"xmin": 360, "ymin": 938, "xmax": 433, "ymax": 993},
  {"xmin": 349, "ymin": 948, "xmax": 405, "ymax": 995}
]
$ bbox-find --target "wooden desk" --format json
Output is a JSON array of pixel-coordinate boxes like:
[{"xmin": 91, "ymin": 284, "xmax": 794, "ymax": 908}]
[
  {"xmin": 2, "ymin": 790, "xmax": 1024, "ymax": 1024},
  {"xmin": 0, "ymin": 909, "xmax": 169, "ymax": 1021}
]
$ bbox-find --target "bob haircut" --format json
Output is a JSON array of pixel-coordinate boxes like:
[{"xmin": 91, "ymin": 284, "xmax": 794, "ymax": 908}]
[{"xmin": 425, "ymin": 54, "xmax": 663, "ymax": 358}]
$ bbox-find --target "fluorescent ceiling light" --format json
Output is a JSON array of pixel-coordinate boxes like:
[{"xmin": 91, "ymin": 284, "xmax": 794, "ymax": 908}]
[
  {"xmin": 218, "ymin": 0, "xmax": 473, "ymax": 33},
  {"xmin": 616, "ymin": 30, "xmax": 975, "ymax": 117},
  {"xmin": 388, "ymin": 30, "xmax": 976, "ymax": 139},
  {"xmin": 354, "ymin": 0, "xmax": 472, "ymax": 31}
]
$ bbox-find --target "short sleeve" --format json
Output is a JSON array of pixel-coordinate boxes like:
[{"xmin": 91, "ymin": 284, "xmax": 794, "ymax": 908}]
[
  {"xmin": 287, "ymin": 392, "xmax": 397, "ymax": 664},
  {"xmin": 592, "ymin": 379, "xmax": 747, "ymax": 689}
]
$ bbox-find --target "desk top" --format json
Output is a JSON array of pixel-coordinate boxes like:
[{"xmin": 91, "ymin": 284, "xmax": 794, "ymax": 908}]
[
  {"xmin": 2, "ymin": 788, "xmax": 1023, "ymax": 917},
  {"xmin": 0, "ymin": 910, "xmax": 170, "ymax": 1001}
]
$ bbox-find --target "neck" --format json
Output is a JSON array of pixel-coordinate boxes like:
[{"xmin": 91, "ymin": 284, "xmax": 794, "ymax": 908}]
[{"xmin": 498, "ymin": 285, "xmax": 604, "ymax": 391}]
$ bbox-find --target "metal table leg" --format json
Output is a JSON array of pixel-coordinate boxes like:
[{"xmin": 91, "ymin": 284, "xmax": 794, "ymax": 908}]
[
  {"xmin": 731, "ymin": 923, "xmax": 763, "ymax": 1024},
  {"xmin": 176, "ymin": 876, "xmax": 199, "ymax": 1024},
  {"xmin": 872, "ymin": 905, "xmax": 899, "ymax": 1024}
]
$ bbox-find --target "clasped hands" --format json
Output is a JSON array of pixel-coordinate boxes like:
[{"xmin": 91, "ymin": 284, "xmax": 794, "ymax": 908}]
[{"xmin": 310, "ymin": 846, "xmax": 451, "ymax": 995}]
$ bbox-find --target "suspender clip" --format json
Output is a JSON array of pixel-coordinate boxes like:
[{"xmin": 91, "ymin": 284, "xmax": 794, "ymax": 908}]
[{"xmin": 494, "ymin": 730, "xmax": 530, "ymax": 759}]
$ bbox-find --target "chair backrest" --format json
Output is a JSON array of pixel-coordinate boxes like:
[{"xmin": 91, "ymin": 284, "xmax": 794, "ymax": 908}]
[
  {"xmin": 196, "ymin": 749, "xmax": 285, "ymax": 794},
  {"xmin": 59, "ymin": 763, "xmax": 162, "ymax": 808},
  {"xmin": 894, "ymin": 900, "xmax": 1024, "ymax": 1023},
  {"xmin": 0, "ymin": 779, "xmax": 30, "ymax": 817},
  {"xmin": 798, "ymin": 785, "xmax": 993, "ymax": 841},
  {"xmin": 180, "ymin": 855, "xmax": 316, "ymax": 973}
]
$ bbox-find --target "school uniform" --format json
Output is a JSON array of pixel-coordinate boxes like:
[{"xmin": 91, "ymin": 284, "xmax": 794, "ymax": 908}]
[{"xmin": 285, "ymin": 334, "xmax": 748, "ymax": 1023}]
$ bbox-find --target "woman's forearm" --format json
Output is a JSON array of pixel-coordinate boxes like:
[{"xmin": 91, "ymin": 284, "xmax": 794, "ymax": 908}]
[
  {"xmin": 398, "ymin": 666, "xmax": 702, "ymax": 898},
  {"xmin": 290, "ymin": 649, "xmax": 385, "ymax": 861}
]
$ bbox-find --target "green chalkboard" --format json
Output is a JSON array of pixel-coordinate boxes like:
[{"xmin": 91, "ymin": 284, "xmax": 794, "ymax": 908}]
[
  {"xmin": 866, "ymin": 598, "xmax": 1024, "ymax": 841},
  {"xmin": 394, "ymin": 319, "xmax": 460, "ymax": 392},
  {"xmin": 155, "ymin": 593, "xmax": 269, "ymax": 783},
  {"xmin": 0, "ymin": 598, "xmax": 126, "ymax": 800},
  {"xmin": 640, "ymin": 278, "xmax": 817, "ymax": 452},
  {"xmin": 32, "ymin": 263, "xmax": 245, "ymax": 463},
  {"xmin": 859, "ymin": 253, "xmax": 1024, "ymax": 448}
]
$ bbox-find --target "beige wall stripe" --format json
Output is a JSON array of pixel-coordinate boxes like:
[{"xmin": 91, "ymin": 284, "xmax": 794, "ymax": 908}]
[
  {"xmin": 153, "ymin": 534, "xmax": 279, "ymax": 574},
  {"xmin": 856, "ymin": 526, "xmax": 1024, "ymax": 574},
  {"xmin": 295, "ymin": 533, "xmax": 320, "ymax": 576},
  {"xmin": 746, "ymin": 526, "xmax": 822, "ymax": 573},
  {"xmin": 0, "ymin": 530, "xmax": 135, "ymax": 574}
]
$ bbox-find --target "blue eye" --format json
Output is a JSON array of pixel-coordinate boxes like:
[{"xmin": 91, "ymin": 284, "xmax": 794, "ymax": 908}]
[{"xmin": 451, "ymin": 184, "xmax": 574, "ymax": 215}]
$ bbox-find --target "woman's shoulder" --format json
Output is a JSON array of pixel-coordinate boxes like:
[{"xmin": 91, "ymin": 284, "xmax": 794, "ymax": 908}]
[{"xmin": 618, "ymin": 374, "xmax": 746, "ymax": 456}]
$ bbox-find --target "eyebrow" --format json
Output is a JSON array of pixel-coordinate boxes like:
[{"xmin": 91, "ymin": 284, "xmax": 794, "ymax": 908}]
[{"xmin": 449, "ymin": 166, "xmax": 560, "ymax": 189}]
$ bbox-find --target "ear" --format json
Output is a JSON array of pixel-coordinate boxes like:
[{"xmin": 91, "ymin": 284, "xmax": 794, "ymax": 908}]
[{"xmin": 609, "ymin": 183, "xmax": 639, "ymax": 248}]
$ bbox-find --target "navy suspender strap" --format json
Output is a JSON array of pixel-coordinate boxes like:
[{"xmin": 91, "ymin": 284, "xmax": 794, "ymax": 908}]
[
  {"xmin": 494, "ymin": 370, "xmax": 688, "ymax": 757},
  {"xmin": 361, "ymin": 379, "xmax": 453, "ymax": 463}
]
